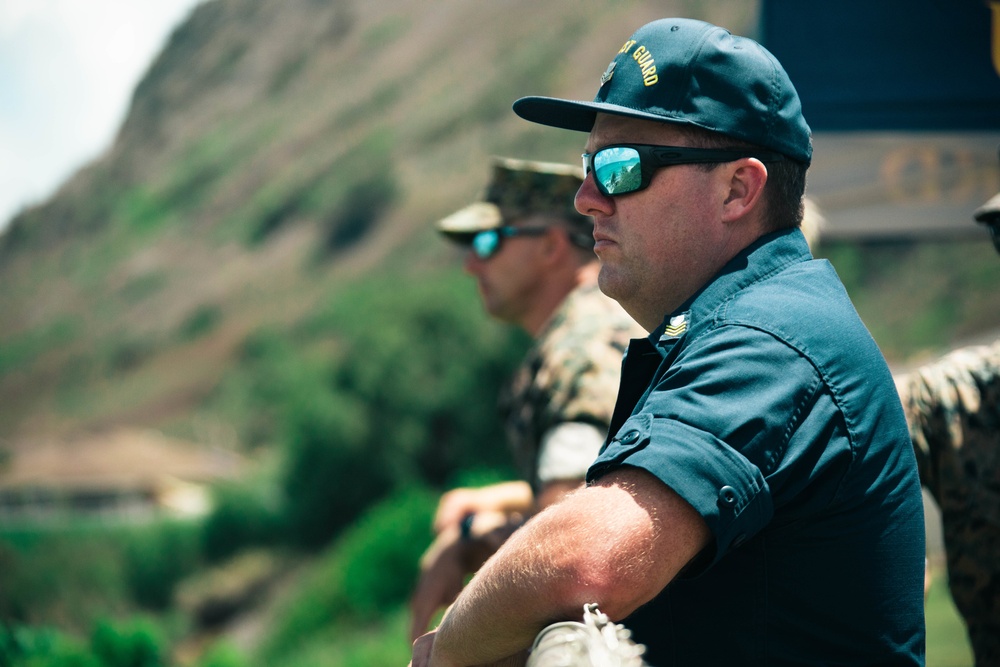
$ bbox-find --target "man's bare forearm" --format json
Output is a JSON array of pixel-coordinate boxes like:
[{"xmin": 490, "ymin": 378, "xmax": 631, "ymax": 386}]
[
  {"xmin": 425, "ymin": 469, "xmax": 710, "ymax": 666},
  {"xmin": 429, "ymin": 506, "xmax": 592, "ymax": 665}
]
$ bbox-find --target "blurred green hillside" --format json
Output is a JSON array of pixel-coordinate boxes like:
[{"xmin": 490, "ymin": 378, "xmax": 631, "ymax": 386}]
[
  {"xmin": 0, "ymin": 0, "xmax": 994, "ymax": 664},
  {"xmin": 2, "ymin": 0, "xmax": 998, "ymax": 463},
  {"xmin": 0, "ymin": 0, "xmax": 756, "ymax": 448}
]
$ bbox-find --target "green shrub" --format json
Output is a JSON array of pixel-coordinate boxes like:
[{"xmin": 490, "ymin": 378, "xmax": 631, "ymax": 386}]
[
  {"xmin": 124, "ymin": 521, "xmax": 202, "ymax": 610},
  {"xmin": 259, "ymin": 487, "xmax": 435, "ymax": 660},
  {"xmin": 0, "ymin": 533, "xmax": 129, "ymax": 631},
  {"xmin": 249, "ymin": 195, "xmax": 302, "ymax": 244},
  {"xmin": 322, "ymin": 173, "xmax": 399, "ymax": 253},
  {"xmin": 116, "ymin": 188, "xmax": 171, "ymax": 234},
  {"xmin": 202, "ymin": 480, "xmax": 285, "ymax": 562},
  {"xmin": 0, "ymin": 520, "xmax": 201, "ymax": 630},
  {"xmin": 272, "ymin": 608, "xmax": 412, "ymax": 667},
  {"xmin": 211, "ymin": 327, "xmax": 326, "ymax": 449},
  {"xmin": 177, "ymin": 305, "xmax": 223, "ymax": 342},
  {"xmin": 107, "ymin": 338, "xmax": 157, "ymax": 373},
  {"xmin": 817, "ymin": 240, "xmax": 1000, "ymax": 360},
  {"xmin": 276, "ymin": 271, "xmax": 525, "ymax": 547},
  {"xmin": 281, "ymin": 390, "xmax": 390, "ymax": 549},
  {"xmin": 336, "ymin": 486, "xmax": 436, "ymax": 618},
  {"xmin": 90, "ymin": 617, "xmax": 164, "ymax": 667},
  {"xmin": 0, "ymin": 624, "xmax": 97, "ymax": 667},
  {"xmin": 0, "ymin": 618, "xmax": 171, "ymax": 667},
  {"xmin": 0, "ymin": 318, "xmax": 78, "ymax": 377},
  {"xmin": 196, "ymin": 640, "xmax": 247, "ymax": 667}
]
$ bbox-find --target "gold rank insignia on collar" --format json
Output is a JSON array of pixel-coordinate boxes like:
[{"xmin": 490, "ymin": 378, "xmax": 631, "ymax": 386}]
[{"xmin": 661, "ymin": 313, "xmax": 688, "ymax": 340}]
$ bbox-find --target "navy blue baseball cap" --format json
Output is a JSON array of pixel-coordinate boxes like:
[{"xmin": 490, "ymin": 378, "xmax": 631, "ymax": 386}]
[{"xmin": 513, "ymin": 18, "xmax": 812, "ymax": 165}]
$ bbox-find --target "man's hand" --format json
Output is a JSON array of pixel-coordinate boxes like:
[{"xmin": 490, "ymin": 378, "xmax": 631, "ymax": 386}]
[
  {"xmin": 433, "ymin": 482, "xmax": 533, "ymax": 533},
  {"xmin": 412, "ymin": 512, "xmax": 522, "ymax": 640},
  {"xmin": 434, "ymin": 488, "xmax": 481, "ymax": 534},
  {"xmin": 410, "ymin": 530, "xmax": 467, "ymax": 641},
  {"xmin": 409, "ymin": 630, "xmax": 439, "ymax": 667}
]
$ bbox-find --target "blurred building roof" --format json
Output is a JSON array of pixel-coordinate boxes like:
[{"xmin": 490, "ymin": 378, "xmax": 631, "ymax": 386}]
[{"xmin": 0, "ymin": 427, "xmax": 244, "ymax": 493}]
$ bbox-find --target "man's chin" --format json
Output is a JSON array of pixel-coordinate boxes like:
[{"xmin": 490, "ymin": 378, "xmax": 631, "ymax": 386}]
[{"xmin": 597, "ymin": 267, "xmax": 623, "ymax": 300}]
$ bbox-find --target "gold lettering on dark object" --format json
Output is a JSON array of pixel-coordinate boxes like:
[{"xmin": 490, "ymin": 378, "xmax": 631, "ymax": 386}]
[{"xmin": 631, "ymin": 45, "xmax": 658, "ymax": 86}]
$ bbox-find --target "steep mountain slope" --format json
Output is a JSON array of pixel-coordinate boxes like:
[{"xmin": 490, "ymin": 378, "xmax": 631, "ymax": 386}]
[
  {"xmin": 0, "ymin": 1, "xmax": 760, "ymax": 450},
  {"xmin": 3, "ymin": 0, "xmax": 998, "ymax": 465}
]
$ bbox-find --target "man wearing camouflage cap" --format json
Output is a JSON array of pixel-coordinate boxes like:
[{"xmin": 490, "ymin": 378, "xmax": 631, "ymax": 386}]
[
  {"xmin": 408, "ymin": 156, "xmax": 644, "ymax": 642},
  {"xmin": 895, "ymin": 182, "xmax": 1000, "ymax": 666}
]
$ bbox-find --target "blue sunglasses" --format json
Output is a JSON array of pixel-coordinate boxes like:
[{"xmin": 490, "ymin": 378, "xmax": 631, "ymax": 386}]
[
  {"xmin": 583, "ymin": 143, "xmax": 786, "ymax": 196},
  {"xmin": 470, "ymin": 226, "xmax": 549, "ymax": 259}
]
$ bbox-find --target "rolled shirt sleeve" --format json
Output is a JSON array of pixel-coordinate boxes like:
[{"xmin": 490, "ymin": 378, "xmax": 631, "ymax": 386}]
[{"xmin": 590, "ymin": 324, "xmax": 849, "ymax": 567}]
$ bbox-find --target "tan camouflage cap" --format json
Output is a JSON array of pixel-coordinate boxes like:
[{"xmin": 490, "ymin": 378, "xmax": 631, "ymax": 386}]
[
  {"xmin": 974, "ymin": 191, "xmax": 1000, "ymax": 225},
  {"xmin": 436, "ymin": 157, "xmax": 590, "ymax": 242}
]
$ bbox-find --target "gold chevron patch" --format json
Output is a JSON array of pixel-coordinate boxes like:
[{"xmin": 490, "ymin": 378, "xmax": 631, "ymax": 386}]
[{"xmin": 662, "ymin": 314, "xmax": 688, "ymax": 339}]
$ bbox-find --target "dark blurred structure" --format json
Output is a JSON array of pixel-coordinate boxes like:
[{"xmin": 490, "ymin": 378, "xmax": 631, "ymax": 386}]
[
  {"xmin": 759, "ymin": 0, "xmax": 1000, "ymax": 241},
  {"xmin": 761, "ymin": 0, "xmax": 999, "ymax": 131}
]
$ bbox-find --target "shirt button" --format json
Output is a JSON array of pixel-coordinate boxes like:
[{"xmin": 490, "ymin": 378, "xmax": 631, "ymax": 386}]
[
  {"xmin": 618, "ymin": 430, "xmax": 640, "ymax": 445},
  {"xmin": 718, "ymin": 485, "xmax": 738, "ymax": 506}
]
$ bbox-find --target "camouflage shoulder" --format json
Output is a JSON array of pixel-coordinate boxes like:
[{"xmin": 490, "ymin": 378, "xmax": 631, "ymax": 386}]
[{"xmin": 907, "ymin": 339, "xmax": 1000, "ymax": 416}]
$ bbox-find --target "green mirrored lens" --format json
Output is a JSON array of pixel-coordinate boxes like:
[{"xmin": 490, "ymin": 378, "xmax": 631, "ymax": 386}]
[
  {"xmin": 594, "ymin": 147, "xmax": 643, "ymax": 195},
  {"xmin": 472, "ymin": 230, "xmax": 500, "ymax": 259}
]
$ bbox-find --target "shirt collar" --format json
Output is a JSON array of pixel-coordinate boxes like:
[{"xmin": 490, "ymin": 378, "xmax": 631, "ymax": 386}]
[{"xmin": 650, "ymin": 227, "xmax": 813, "ymax": 346}]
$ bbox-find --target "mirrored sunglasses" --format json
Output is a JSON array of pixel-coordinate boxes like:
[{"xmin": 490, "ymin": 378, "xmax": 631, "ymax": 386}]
[
  {"xmin": 470, "ymin": 226, "xmax": 549, "ymax": 260},
  {"xmin": 582, "ymin": 143, "xmax": 786, "ymax": 197}
]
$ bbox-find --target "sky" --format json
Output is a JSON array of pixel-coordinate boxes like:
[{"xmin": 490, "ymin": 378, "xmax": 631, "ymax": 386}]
[{"xmin": 0, "ymin": 0, "xmax": 204, "ymax": 230}]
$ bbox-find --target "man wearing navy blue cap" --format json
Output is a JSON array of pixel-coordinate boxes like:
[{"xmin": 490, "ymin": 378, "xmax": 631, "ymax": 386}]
[{"xmin": 411, "ymin": 18, "xmax": 925, "ymax": 667}]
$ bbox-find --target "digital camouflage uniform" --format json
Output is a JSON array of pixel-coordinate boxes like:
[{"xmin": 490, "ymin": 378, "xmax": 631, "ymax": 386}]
[
  {"xmin": 896, "ymin": 340, "xmax": 1000, "ymax": 665},
  {"xmin": 500, "ymin": 278, "xmax": 644, "ymax": 491}
]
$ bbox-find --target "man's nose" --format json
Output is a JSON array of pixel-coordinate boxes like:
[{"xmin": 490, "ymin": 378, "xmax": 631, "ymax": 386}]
[
  {"xmin": 575, "ymin": 173, "xmax": 613, "ymax": 218},
  {"xmin": 462, "ymin": 249, "xmax": 482, "ymax": 274}
]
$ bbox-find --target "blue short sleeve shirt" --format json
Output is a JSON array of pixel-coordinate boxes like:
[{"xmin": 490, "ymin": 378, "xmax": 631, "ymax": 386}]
[{"xmin": 588, "ymin": 229, "xmax": 926, "ymax": 666}]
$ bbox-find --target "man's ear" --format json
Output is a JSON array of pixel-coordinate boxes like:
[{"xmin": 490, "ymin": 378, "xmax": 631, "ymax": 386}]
[
  {"xmin": 721, "ymin": 158, "xmax": 768, "ymax": 223},
  {"xmin": 541, "ymin": 226, "xmax": 570, "ymax": 263}
]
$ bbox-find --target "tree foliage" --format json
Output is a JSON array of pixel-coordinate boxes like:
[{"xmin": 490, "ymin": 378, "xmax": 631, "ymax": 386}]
[{"xmin": 258, "ymin": 486, "xmax": 435, "ymax": 661}]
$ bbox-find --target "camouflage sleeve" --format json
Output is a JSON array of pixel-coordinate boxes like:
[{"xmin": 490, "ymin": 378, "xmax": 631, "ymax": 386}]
[
  {"xmin": 898, "ymin": 340, "xmax": 1000, "ymax": 660},
  {"xmin": 530, "ymin": 283, "xmax": 644, "ymax": 435},
  {"xmin": 895, "ymin": 340, "xmax": 1000, "ymax": 511},
  {"xmin": 501, "ymin": 282, "xmax": 645, "ymax": 488}
]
